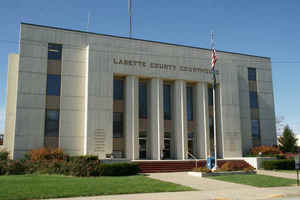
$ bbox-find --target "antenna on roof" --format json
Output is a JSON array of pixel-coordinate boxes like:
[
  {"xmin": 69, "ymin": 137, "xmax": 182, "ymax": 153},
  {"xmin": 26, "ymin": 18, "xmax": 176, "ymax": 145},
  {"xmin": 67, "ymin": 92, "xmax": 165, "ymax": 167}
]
[
  {"xmin": 128, "ymin": 0, "xmax": 133, "ymax": 38},
  {"xmin": 87, "ymin": 12, "xmax": 91, "ymax": 31}
]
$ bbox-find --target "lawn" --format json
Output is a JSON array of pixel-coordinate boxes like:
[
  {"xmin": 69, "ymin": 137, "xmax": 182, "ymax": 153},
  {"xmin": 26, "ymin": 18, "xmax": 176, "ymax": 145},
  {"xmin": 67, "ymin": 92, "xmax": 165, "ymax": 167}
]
[
  {"xmin": 0, "ymin": 175, "xmax": 194, "ymax": 200},
  {"xmin": 208, "ymin": 174, "xmax": 296, "ymax": 187}
]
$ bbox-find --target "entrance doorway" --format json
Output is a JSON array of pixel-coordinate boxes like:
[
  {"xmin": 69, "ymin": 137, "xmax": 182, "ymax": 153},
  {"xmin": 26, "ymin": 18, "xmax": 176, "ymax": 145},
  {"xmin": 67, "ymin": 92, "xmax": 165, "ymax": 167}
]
[
  {"xmin": 188, "ymin": 132, "xmax": 194, "ymax": 158},
  {"xmin": 139, "ymin": 131, "xmax": 147, "ymax": 159},
  {"xmin": 163, "ymin": 132, "xmax": 171, "ymax": 159}
]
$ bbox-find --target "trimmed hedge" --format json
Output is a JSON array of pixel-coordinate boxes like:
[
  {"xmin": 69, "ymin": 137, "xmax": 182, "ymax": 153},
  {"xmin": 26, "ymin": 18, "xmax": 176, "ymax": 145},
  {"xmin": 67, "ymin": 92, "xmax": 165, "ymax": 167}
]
[
  {"xmin": 262, "ymin": 159, "xmax": 295, "ymax": 170},
  {"xmin": 99, "ymin": 163, "xmax": 140, "ymax": 176},
  {"xmin": 0, "ymin": 150, "xmax": 9, "ymax": 161},
  {"xmin": 0, "ymin": 148, "xmax": 140, "ymax": 176}
]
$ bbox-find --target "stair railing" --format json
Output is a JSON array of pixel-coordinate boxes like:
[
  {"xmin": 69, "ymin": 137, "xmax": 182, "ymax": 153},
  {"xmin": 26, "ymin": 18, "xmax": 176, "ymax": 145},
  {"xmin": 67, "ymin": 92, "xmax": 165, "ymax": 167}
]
[{"xmin": 187, "ymin": 152, "xmax": 198, "ymax": 169}]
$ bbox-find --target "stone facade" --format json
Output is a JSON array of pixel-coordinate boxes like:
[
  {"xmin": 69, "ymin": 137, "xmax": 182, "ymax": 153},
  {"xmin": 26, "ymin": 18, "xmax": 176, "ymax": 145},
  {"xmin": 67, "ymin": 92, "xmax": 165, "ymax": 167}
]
[{"xmin": 4, "ymin": 23, "xmax": 277, "ymax": 159}]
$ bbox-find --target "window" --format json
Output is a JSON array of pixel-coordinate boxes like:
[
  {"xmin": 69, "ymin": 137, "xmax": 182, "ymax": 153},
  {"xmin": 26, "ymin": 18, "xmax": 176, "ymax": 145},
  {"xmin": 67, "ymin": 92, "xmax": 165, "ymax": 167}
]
[
  {"xmin": 113, "ymin": 112, "xmax": 123, "ymax": 138},
  {"xmin": 249, "ymin": 91, "xmax": 258, "ymax": 108},
  {"xmin": 188, "ymin": 132, "xmax": 194, "ymax": 140},
  {"xmin": 208, "ymin": 87, "xmax": 213, "ymax": 105},
  {"xmin": 251, "ymin": 120, "xmax": 260, "ymax": 137},
  {"xmin": 113, "ymin": 79, "xmax": 124, "ymax": 100},
  {"xmin": 163, "ymin": 84, "xmax": 171, "ymax": 120},
  {"xmin": 45, "ymin": 110, "xmax": 59, "ymax": 137},
  {"xmin": 46, "ymin": 75, "xmax": 61, "ymax": 96},
  {"xmin": 139, "ymin": 131, "xmax": 147, "ymax": 138},
  {"xmin": 186, "ymin": 86, "xmax": 193, "ymax": 121},
  {"xmin": 48, "ymin": 43, "xmax": 62, "ymax": 60},
  {"xmin": 139, "ymin": 82, "xmax": 147, "ymax": 118},
  {"xmin": 248, "ymin": 68, "xmax": 257, "ymax": 81}
]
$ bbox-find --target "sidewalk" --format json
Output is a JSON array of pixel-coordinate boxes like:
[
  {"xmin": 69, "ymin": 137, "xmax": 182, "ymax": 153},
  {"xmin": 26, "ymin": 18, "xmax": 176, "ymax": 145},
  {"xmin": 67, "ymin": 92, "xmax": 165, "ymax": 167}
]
[
  {"xmin": 257, "ymin": 170, "xmax": 299, "ymax": 180},
  {"xmin": 49, "ymin": 172, "xmax": 300, "ymax": 200}
]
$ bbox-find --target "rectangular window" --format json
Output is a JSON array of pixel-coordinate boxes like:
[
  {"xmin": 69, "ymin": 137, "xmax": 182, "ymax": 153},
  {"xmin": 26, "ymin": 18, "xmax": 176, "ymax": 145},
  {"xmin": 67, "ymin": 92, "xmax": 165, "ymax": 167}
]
[
  {"xmin": 139, "ymin": 82, "xmax": 147, "ymax": 118},
  {"xmin": 113, "ymin": 112, "xmax": 123, "ymax": 138},
  {"xmin": 251, "ymin": 120, "xmax": 260, "ymax": 137},
  {"xmin": 248, "ymin": 68, "xmax": 257, "ymax": 81},
  {"xmin": 188, "ymin": 132, "xmax": 194, "ymax": 139},
  {"xmin": 113, "ymin": 79, "xmax": 124, "ymax": 100},
  {"xmin": 163, "ymin": 84, "xmax": 171, "ymax": 120},
  {"xmin": 249, "ymin": 91, "xmax": 258, "ymax": 108},
  {"xmin": 186, "ymin": 86, "xmax": 193, "ymax": 121},
  {"xmin": 46, "ymin": 75, "xmax": 61, "ymax": 96},
  {"xmin": 45, "ymin": 110, "xmax": 60, "ymax": 137},
  {"xmin": 48, "ymin": 43, "xmax": 62, "ymax": 60}
]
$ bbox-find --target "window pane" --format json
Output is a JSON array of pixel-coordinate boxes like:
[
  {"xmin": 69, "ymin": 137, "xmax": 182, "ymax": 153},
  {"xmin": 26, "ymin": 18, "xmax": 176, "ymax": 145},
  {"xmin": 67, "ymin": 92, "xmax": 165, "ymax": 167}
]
[
  {"xmin": 249, "ymin": 91, "xmax": 258, "ymax": 108},
  {"xmin": 164, "ymin": 84, "xmax": 171, "ymax": 120},
  {"xmin": 139, "ymin": 131, "xmax": 147, "ymax": 138},
  {"xmin": 45, "ymin": 110, "xmax": 59, "ymax": 137},
  {"xmin": 46, "ymin": 75, "xmax": 61, "ymax": 96},
  {"xmin": 164, "ymin": 132, "xmax": 171, "ymax": 139},
  {"xmin": 113, "ymin": 79, "xmax": 124, "ymax": 100},
  {"xmin": 113, "ymin": 112, "xmax": 123, "ymax": 138},
  {"xmin": 248, "ymin": 68, "xmax": 256, "ymax": 81},
  {"xmin": 139, "ymin": 82, "xmax": 147, "ymax": 118},
  {"xmin": 251, "ymin": 120, "xmax": 260, "ymax": 137},
  {"xmin": 186, "ymin": 86, "xmax": 193, "ymax": 121},
  {"xmin": 48, "ymin": 43, "xmax": 62, "ymax": 60}
]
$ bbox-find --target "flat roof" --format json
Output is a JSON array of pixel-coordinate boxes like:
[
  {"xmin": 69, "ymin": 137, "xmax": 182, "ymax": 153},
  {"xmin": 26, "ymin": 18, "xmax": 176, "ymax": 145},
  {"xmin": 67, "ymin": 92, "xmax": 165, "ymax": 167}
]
[{"xmin": 21, "ymin": 22, "xmax": 270, "ymax": 59}]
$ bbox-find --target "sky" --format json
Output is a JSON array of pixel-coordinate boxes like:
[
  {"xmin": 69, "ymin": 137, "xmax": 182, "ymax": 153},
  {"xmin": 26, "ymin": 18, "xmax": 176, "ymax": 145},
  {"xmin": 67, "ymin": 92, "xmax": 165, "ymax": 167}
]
[{"xmin": 0, "ymin": 0, "xmax": 299, "ymax": 135}]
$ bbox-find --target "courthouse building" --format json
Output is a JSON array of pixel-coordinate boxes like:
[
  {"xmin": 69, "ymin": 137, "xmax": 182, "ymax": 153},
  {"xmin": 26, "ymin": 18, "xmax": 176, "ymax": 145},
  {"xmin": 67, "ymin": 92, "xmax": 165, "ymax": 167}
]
[{"xmin": 4, "ymin": 23, "xmax": 277, "ymax": 159}]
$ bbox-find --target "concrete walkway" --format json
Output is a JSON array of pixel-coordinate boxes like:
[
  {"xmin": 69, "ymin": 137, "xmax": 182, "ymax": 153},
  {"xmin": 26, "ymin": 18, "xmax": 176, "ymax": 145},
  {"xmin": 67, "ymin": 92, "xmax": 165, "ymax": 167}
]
[
  {"xmin": 257, "ymin": 170, "xmax": 299, "ymax": 180},
  {"xmin": 49, "ymin": 172, "xmax": 300, "ymax": 200}
]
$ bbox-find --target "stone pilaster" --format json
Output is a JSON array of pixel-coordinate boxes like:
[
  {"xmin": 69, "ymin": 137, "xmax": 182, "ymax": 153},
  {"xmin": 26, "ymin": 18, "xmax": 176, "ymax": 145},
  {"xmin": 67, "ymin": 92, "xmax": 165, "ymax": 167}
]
[
  {"xmin": 124, "ymin": 76, "xmax": 139, "ymax": 160},
  {"xmin": 173, "ymin": 80, "xmax": 187, "ymax": 160},
  {"xmin": 149, "ymin": 78, "xmax": 164, "ymax": 160}
]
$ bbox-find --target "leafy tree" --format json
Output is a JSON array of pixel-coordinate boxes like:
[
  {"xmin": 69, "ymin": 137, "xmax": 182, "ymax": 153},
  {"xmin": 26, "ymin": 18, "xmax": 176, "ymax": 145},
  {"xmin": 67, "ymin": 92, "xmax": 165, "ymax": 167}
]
[{"xmin": 278, "ymin": 126, "xmax": 298, "ymax": 153}]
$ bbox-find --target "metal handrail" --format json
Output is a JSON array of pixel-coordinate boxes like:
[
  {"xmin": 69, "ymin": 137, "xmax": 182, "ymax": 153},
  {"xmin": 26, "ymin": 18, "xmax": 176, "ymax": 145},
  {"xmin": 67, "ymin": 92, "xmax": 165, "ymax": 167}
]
[{"xmin": 187, "ymin": 152, "xmax": 198, "ymax": 168}]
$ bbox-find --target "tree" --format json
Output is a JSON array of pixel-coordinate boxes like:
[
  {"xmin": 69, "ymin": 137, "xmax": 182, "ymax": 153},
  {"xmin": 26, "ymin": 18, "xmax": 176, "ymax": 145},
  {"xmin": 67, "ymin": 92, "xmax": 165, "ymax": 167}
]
[{"xmin": 278, "ymin": 125, "xmax": 298, "ymax": 153}]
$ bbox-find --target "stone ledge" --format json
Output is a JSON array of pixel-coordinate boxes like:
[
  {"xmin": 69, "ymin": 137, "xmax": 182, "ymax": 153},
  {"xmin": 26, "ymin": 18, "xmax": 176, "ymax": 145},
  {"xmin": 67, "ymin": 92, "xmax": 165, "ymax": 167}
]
[{"xmin": 188, "ymin": 171, "xmax": 256, "ymax": 177}]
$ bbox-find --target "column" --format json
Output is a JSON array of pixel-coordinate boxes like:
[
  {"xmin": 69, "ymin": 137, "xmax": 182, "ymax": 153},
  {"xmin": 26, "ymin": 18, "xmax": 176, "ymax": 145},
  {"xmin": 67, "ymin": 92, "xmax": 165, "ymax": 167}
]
[
  {"xmin": 216, "ymin": 85, "xmax": 223, "ymax": 158},
  {"xmin": 194, "ymin": 82, "xmax": 210, "ymax": 159},
  {"xmin": 173, "ymin": 80, "xmax": 187, "ymax": 160},
  {"xmin": 125, "ymin": 76, "xmax": 139, "ymax": 160},
  {"xmin": 149, "ymin": 78, "xmax": 164, "ymax": 160}
]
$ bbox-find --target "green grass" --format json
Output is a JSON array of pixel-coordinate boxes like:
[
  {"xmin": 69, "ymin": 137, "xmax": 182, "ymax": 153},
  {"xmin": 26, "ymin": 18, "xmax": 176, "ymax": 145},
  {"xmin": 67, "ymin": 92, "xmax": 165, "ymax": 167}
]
[
  {"xmin": 0, "ymin": 175, "xmax": 194, "ymax": 200},
  {"xmin": 208, "ymin": 174, "xmax": 296, "ymax": 187}
]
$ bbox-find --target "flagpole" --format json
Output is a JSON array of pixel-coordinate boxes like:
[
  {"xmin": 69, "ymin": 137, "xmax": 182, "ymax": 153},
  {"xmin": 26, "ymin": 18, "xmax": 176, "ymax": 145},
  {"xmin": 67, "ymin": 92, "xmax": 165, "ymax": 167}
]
[
  {"xmin": 128, "ymin": 0, "xmax": 132, "ymax": 38},
  {"xmin": 211, "ymin": 31, "xmax": 218, "ymax": 171}
]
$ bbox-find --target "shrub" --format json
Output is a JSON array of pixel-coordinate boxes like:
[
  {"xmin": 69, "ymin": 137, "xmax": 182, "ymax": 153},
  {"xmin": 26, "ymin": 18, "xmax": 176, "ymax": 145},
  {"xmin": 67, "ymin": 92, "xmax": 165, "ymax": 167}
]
[
  {"xmin": 262, "ymin": 159, "xmax": 295, "ymax": 170},
  {"xmin": 68, "ymin": 159, "xmax": 101, "ymax": 177},
  {"xmin": 0, "ymin": 150, "xmax": 9, "ymax": 161},
  {"xmin": 6, "ymin": 160, "xmax": 26, "ymax": 175},
  {"xmin": 0, "ymin": 160, "xmax": 8, "ymax": 175},
  {"xmin": 192, "ymin": 167, "xmax": 211, "ymax": 173},
  {"xmin": 99, "ymin": 162, "xmax": 140, "ymax": 176},
  {"xmin": 69, "ymin": 155, "xmax": 98, "ymax": 162},
  {"xmin": 243, "ymin": 166, "xmax": 256, "ymax": 172},
  {"xmin": 25, "ymin": 148, "xmax": 68, "ymax": 161},
  {"xmin": 250, "ymin": 145, "xmax": 281, "ymax": 156},
  {"xmin": 218, "ymin": 160, "xmax": 253, "ymax": 172}
]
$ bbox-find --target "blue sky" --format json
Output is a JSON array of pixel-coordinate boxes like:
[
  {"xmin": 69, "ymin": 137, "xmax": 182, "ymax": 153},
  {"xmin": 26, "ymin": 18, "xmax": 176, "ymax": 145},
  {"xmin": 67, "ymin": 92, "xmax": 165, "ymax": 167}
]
[{"xmin": 0, "ymin": 0, "xmax": 299, "ymax": 134}]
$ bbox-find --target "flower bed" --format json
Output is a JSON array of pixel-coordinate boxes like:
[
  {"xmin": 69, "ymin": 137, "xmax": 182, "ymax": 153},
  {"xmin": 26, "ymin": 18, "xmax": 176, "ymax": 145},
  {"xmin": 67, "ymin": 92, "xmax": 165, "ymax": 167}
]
[
  {"xmin": 0, "ymin": 148, "xmax": 140, "ymax": 177},
  {"xmin": 190, "ymin": 160, "xmax": 256, "ymax": 177},
  {"xmin": 188, "ymin": 170, "xmax": 256, "ymax": 177}
]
